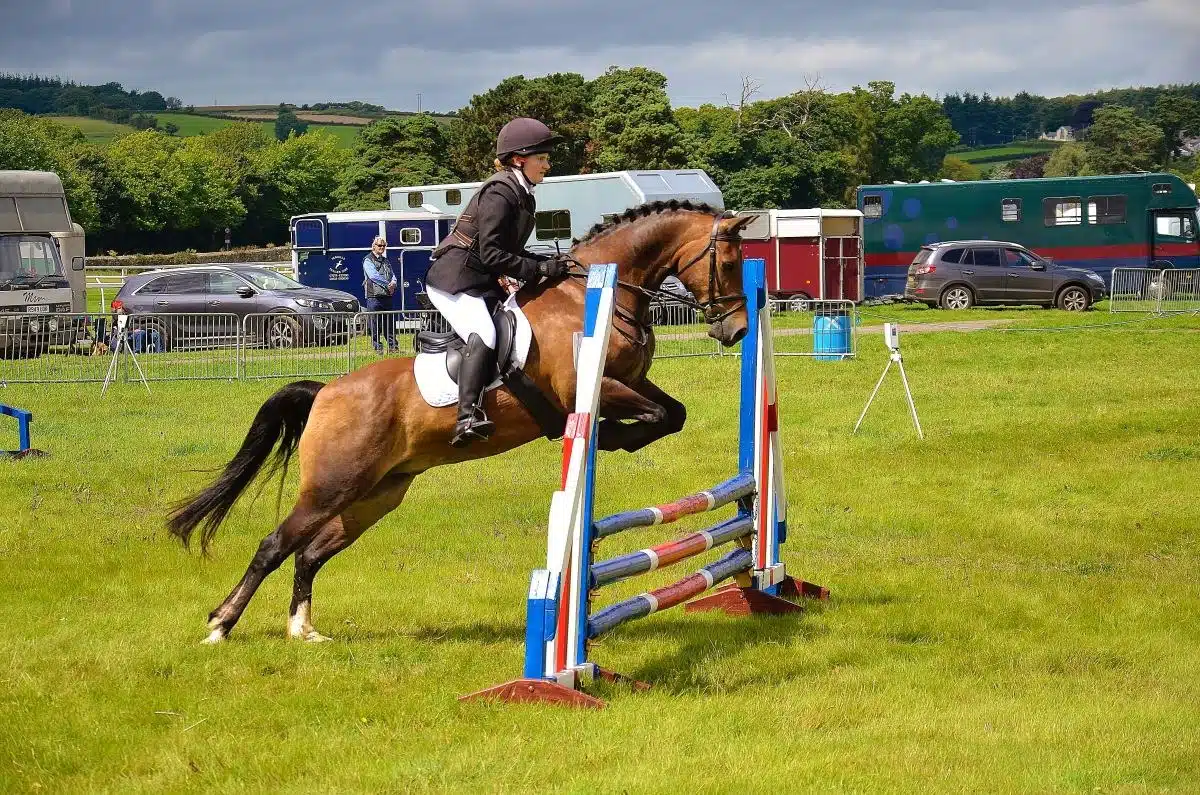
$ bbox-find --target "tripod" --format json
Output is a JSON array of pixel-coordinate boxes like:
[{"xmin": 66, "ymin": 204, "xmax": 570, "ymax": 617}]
[
  {"xmin": 853, "ymin": 322, "xmax": 922, "ymax": 439},
  {"xmin": 101, "ymin": 315, "xmax": 151, "ymax": 396}
]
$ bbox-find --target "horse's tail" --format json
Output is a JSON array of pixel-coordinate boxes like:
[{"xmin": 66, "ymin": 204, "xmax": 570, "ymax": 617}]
[{"xmin": 167, "ymin": 380, "xmax": 324, "ymax": 554}]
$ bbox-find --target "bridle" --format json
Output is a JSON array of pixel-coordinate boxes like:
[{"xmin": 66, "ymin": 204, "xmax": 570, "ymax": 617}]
[
  {"xmin": 675, "ymin": 213, "xmax": 747, "ymax": 324},
  {"xmin": 562, "ymin": 212, "xmax": 747, "ymax": 347}
]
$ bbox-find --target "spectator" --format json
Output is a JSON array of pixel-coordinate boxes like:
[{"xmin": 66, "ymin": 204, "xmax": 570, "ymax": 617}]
[{"xmin": 362, "ymin": 236, "xmax": 398, "ymax": 354}]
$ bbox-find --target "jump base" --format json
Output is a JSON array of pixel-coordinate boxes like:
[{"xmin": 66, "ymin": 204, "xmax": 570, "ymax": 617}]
[
  {"xmin": 684, "ymin": 580, "xmax": 821, "ymax": 616},
  {"xmin": 459, "ymin": 679, "xmax": 606, "ymax": 709}
]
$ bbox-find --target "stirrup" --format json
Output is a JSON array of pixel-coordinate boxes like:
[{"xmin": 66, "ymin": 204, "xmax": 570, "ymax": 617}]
[{"xmin": 451, "ymin": 409, "xmax": 496, "ymax": 447}]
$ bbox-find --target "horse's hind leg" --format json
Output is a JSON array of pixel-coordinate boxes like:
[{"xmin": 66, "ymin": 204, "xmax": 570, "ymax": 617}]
[
  {"xmin": 202, "ymin": 497, "xmax": 344, "ymax": 644},
  {"xmin": 288, "ymin": 472, "xmax": 416, "ymax": 642}
]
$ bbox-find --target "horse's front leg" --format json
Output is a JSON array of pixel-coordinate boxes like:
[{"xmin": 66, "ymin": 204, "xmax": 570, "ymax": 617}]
[{"xmin": 595, "ymin": 378, "xmax": 686, "ymax": 452}]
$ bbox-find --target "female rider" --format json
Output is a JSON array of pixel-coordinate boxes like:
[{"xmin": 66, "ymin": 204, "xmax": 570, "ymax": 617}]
[{"xmin": 425, "ymin": 117, "xmax": 571, "ymax": 447}]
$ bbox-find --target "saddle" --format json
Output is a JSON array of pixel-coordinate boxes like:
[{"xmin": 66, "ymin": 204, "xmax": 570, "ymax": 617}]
[
  {"xmin": 412, "ymin": 298, "xmax": 564, "ymax": 440},
  {"xmin": 414, "ymin": 301, "xmax": 519, "ymax": 385}
]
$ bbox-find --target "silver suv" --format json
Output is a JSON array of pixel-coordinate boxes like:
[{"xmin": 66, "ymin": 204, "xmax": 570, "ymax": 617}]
[{"xmin": 905, "ymin": 241, "xmax": 1106, "ymax": 311}]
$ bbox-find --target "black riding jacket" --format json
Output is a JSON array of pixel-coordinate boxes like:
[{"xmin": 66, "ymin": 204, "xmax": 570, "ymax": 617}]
[{"xmin": 426, "ymin": 169, "xmax": 548, "ymax": 297}]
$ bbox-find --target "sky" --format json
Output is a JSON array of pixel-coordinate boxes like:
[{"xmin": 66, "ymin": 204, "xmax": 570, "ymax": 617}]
[{"xmin": 3, "ymin": 0, "xmax": 1199, "ymax": 112}]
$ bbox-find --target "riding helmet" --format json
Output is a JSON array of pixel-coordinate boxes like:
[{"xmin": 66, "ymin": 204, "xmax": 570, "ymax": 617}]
[{"xmin": 496, "ymin": 117, "xmax": 563, "ymax": 159}]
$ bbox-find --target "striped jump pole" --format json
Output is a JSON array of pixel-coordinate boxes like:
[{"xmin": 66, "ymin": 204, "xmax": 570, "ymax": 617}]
[{"xmin": 461, "ymin": 259, "xmax": 827, "ymax": 709}]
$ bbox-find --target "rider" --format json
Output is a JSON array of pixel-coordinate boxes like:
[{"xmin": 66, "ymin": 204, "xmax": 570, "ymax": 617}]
[{"xmin": 426, "ymin": 117, "xmax": 572, "ymax": 448}]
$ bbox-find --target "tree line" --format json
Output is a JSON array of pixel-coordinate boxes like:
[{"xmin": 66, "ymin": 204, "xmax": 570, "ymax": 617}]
[{"xmin": 1, "ymin": 68, "xmax": 1197, "ymax": 255}]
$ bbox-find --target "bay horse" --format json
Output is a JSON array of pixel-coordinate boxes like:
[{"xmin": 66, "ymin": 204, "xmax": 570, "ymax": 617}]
[{"xmin": 168, "ymin": 201, "xmax": 755, "ymax": 644}]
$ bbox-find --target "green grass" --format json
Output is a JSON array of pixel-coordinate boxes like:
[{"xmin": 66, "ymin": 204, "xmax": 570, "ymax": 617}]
[
  {"xmin": 154, "ymin": 113, "xmax": 361, "ymax": 148},
  {"xmin": 3, "ymin": 313, "xmax": 1200, "ymax": 791},
  {"xmin": 45, "ymin": 113, "xmax": 362, "ymax": 148},
  {"xmin": 49, "ymin": 115, "xmax": 137, "ymax": 144},
  {"xmin": 956, "ymin": 141, "xmax": 1062, "ymax": 166}
]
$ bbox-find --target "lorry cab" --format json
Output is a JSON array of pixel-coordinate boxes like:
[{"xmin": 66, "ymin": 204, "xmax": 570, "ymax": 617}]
[{"xmin": 1, "ymin": 170, "xmax": 87, "ymax": 355}]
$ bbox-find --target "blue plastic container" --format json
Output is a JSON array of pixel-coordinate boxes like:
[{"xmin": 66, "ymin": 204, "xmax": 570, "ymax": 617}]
[{"xmin": 813, "ymin": 313, "xmax": 852, "ymax": 361}]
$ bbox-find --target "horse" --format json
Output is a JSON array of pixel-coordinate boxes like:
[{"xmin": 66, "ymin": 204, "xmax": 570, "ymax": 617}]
[{"xmin": 168, "ymin": 201, "xmax": 755, "ymax": 644}]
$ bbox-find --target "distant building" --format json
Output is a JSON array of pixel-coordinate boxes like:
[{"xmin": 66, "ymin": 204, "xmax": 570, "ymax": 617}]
[{"xmin": 1039, "ymin": 126, "xmax": 1075, "ymax": 142}]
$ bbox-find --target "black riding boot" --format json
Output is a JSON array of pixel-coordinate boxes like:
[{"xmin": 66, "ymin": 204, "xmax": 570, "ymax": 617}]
[{"xmin": 451, "ymin": 333, "xmax": 498, "ymax": 447}]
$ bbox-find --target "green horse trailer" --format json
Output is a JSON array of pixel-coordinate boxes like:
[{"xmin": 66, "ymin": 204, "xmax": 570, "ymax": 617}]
[{"xmin": 856, "ymin": 173, "xmax": 1199, "ymax": 297}]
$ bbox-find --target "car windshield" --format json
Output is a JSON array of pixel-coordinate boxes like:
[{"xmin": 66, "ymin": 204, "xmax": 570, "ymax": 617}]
[
  {"xmin": 0, "ymin": 235, "xmax": 64, "ymax": 281},
  {"xmin": 234, "ymin": 268, "xmax": 303, "ymax": 290}
]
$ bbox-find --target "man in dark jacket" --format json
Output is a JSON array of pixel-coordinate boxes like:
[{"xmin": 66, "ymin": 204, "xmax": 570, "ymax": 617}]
[{"xmin": 425, "ymin": 117, "xmax": 570, "ymax": 447}]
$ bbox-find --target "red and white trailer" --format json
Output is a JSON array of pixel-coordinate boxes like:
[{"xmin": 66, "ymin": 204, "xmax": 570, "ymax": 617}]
[{"xmin": 737, "ymin": 208, "xmax": 865, "ymax": 303}]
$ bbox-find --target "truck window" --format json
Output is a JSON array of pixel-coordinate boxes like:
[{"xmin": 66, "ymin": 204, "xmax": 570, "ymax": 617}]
[
  {"xmin": 1043, "ymin": 197, "xmax": 1082, "ymax": 226},
  {"xmin": 862, "ymin": 195, "xmax": 883, "ymax": 218},
  {"xmin": 445, "ymin": 190, "xmax": 462, "ymax": 206},
  {"xmin": 407, "ymin": 191, "xmax": 423, "ymax": 208},
  {"xmin": 1087, "ymin": 195, "xmax": 1127, "ymax": 225},
  {"xmin": 535, "ymin": 210, "xmax": 571, "ymax": 240},
  {"xmin": 1001, "ymin": 198, "xmax": 1021, "ymax": 222},
  {"xmin": 0, "ymin": 236, "xmax": 62, "ymax": 279}
]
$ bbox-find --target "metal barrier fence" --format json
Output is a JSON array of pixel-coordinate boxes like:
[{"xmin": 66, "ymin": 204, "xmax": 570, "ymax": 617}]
[
  {"xmin": 1110, "ymin": 268, "xmax": 1200, "ymax": 313},
  {"xmin": 2, "ymin": 299, "xmax": 863, "ymax": 385},
  {"xmin": 767, "ymin": 299, "xmax": 858, "ymax": 359}
]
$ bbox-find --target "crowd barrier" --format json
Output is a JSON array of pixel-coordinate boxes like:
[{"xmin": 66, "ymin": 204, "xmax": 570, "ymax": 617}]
[{"xmin": 1110, "ymin": 267, "xmax": 1200, "ymax": 313}]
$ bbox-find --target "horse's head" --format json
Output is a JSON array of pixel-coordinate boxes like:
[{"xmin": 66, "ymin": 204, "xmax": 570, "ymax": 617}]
[{"xmin": 674, "ymin": 213, "xmax": 755, "ymax": 347}]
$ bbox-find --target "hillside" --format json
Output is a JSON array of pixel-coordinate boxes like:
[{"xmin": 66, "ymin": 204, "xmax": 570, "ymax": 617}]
[
  {"xmin": 41, "ymin": 112, "xmax": 363, "ymax": 148},
  {"xmin": 954, "ymin": 140, "xmax": 1062, "ymax": 166}
]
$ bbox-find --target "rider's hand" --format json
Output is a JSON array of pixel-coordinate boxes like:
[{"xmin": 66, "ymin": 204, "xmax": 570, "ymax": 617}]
[{"xmin": 538, "ymin": 256, "xmax": 570, "ymax": 280}]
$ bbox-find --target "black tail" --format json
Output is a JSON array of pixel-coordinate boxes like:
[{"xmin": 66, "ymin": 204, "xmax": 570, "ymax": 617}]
[{"xmin": 168, "ymin": 380, "xmax": 324, "ymax": 554}]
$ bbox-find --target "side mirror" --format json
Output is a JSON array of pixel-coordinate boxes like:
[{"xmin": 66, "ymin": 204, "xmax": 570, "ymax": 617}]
[
  {"xmin": 1030, "ymin": 261, "xmax": 1046, "ymax": 271},
  {"xmin": 71, "ymin": 256, "xmax": 85, "ymax": 272},
  {"xmin": 236, "ymin": 286, "xmax": 256, "ymax": 298}
]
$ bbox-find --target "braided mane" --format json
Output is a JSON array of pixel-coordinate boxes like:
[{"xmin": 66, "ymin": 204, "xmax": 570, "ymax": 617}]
[{"xmin": 573, "ymin": 200, "xmax": 723, "ymax": 246}]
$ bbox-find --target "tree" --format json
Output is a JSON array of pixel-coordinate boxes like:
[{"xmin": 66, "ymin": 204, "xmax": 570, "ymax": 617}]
[
  {"xmin": 940, "ymin": 155, "xmax": 982, "ymax": 181},
  {"xmin": 587, "ymin": 66, "xmax": 686, "ymax": 172},
  {"xmin": 335, "ymin": 114, "xmax": 457, "ymax": 209},
  {"xmin": 1010, "ymin": 152, "xmax": 1050, "ymax": 179},
  {"xmin": 1150, "ymin": 93, "xmax": 1200, "ymax": 160},
  {"xmin": 1082, "ymin": 105, "xmax": 1164, "ymax": 174},
  {"xmin": 274, "ymin": 105, "xmax": 308, "ymax": 141},
  {"xmin": 163, "ymin": 122, "xmax": 180, "ymax": 136},
  {"xmin": 448, "ymin": 73, "xmax": 593, "ymax": 180},
  {"xmin": 250, "ymin": 130, "xmax": 348, "ymax": 242},
  {"xmin": 1043, "ymin": 142, "xmax": 1089, "ymax": 177}
]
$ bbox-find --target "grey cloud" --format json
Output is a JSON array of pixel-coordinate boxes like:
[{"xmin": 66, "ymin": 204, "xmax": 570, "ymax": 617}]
[{"xmin": 1, "ymin": 0, "xmax": 1197, "ymax": 111}]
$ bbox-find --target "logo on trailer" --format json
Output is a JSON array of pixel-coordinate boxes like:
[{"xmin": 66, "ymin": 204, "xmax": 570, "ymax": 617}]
[{"xmin": 328, "ymin": 256, "xmax": 349, "ymax": 282}]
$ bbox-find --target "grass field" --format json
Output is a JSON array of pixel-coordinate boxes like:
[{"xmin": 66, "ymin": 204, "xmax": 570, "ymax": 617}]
[
  {"xmin": 154, "ymin": 113, "xmax": 362, "ymax": 148},
  {"xmin": 956, "ymin": 141, "xmax": 1062, "ymax": 166},
  {"xmin": 48, "ymin": 115, "xmax": 138, "ymax": 144},
  {"xmin": 44, "ymin": 113, "xmax": 362, "ymax": 148},
  {"xmin": 3, "ymin": 311, "xmax": 1200, "ymax": 791}
]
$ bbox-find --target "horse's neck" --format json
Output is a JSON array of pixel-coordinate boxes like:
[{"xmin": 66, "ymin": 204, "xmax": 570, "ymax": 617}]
[{"xmin": 613, "ymin": 216, "xmax": 695, "ymax": 292}]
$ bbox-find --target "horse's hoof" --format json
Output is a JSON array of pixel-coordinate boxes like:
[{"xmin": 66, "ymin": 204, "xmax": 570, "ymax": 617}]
[
  {"xmin": 201, "ymin": 629, "xmax": 226, "ymax": 645},
  {"xmin": 303, "ymin": 630, "xmax": 332, "ymax": 643}
]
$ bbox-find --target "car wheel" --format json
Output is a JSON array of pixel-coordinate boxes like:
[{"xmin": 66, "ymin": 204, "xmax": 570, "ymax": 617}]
[
  {"xmin": 788, "ymin": 294, "xmax": 812, "ymax": 313},
  {"xmin": 266, "ymin": 313, "xmax": 303, "ymax": 348},
  {"xmin": 939, "ymin": 285, "xmax": 974, "ymax": 310},
  {"xmin": 1057, "ymin": 285, "xmax": 1090, "ymax": 312}
]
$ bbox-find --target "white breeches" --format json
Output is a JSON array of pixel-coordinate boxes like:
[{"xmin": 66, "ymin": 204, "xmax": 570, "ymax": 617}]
[{"xmin": 425, "ymin": 285, "xmax": 496, "ymax": 349}]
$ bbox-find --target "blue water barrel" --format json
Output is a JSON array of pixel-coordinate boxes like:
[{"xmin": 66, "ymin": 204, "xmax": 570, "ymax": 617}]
[{"xmin": 813, "ymin": 313, "xmax": 852, "ymax": 361}]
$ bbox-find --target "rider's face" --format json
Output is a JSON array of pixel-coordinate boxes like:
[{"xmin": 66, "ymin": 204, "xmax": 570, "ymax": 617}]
[{"xmin": 515, "ymin": 153, "xmax": 551, "ymax": 184}]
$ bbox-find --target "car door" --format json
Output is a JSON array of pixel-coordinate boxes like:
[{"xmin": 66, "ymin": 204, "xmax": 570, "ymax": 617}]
[
  {"xmin": 1003, "ymin": 248, "xmax": 1055, "ymax": 303},
  {"xmin": 144, "ymin": 272, "xmax": 208, "ymax": 336},
  {"xmin": 964, "ymin": 247, "xmax": 1006, "ymax": 302},
  {"xmin": 205, "ymin": 270, "xmax": 254, "ymax": 339}
]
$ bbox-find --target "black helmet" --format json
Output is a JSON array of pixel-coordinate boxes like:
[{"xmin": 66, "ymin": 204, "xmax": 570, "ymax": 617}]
[{"xmin": 496, "ymin": 117, "xmax": 562, "ymax": 159}]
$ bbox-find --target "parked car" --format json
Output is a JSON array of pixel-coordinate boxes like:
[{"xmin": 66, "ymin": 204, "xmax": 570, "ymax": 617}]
[
  {"xmin": 649, "ymin": 276, "xmax": 700, "ymax": 326},
  {"xmin": 905, "ymin": 241, "xmax": 1107, "ymax": 311},
  {"xmin": 111, "ymin": 265, "xmax": 360, "ymax": 350}
]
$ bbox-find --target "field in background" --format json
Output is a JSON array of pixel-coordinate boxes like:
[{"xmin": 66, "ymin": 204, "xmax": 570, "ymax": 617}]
[
  {"xmin": 48, "ymin": 115, "xmax": 138, "ymax": 144},
  {"xmin": 2, "ymin": 313, "xmax": 1199, "ymax": 790},
  {"xmin": 955, "ymin": 140, "xmax": 1062, "ymax": 166}
]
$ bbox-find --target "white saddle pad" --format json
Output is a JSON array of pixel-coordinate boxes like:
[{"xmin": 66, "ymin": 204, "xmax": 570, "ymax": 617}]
[{"xmin": 413, "ymin": 293, "xmax": 533, "ymax": 407}]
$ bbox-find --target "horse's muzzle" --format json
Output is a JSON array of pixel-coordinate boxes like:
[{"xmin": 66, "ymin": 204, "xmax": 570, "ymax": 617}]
[{"xmin": 709, "ymin": 320, "xmax": 748, "ymax": 347}]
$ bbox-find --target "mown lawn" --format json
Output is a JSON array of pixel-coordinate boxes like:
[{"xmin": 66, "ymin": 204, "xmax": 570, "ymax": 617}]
[
  {"xmin": 2, "ymin": 313, "xmax": 1199, "ymax": 792},
  {"xmin": 955, "ymin": 141, "xmax": 1061, "ymax": 166}
]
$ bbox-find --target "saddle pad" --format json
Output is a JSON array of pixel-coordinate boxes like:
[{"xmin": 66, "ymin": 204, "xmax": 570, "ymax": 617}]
[{"xmin": 413, "ymin": 293, "xmax": 533, "ymax": 407}]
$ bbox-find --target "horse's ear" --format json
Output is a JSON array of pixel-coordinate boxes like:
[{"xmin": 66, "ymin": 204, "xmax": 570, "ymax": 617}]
[{"xmin": 721, "ymin": 215, "xmax": 755, "ymax": 235}]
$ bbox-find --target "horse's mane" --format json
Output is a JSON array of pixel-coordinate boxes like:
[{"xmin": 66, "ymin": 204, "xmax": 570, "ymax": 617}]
[{"xmin": 573, "ymin": 200, "xmax": 723, "ymax": 247}]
